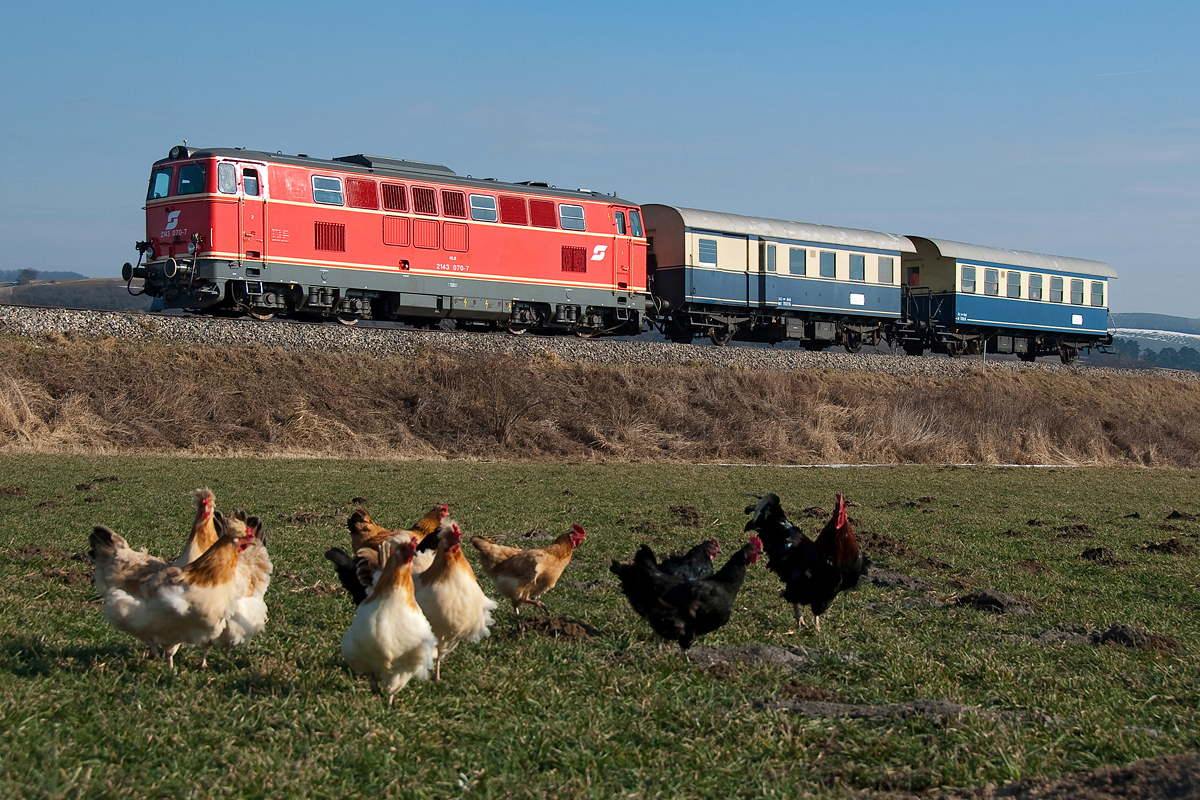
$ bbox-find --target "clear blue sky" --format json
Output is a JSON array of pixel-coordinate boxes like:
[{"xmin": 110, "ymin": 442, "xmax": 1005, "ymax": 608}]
[{"xmin": 2, "ymin": 0, "xmax": 1198, "ymax": 316}]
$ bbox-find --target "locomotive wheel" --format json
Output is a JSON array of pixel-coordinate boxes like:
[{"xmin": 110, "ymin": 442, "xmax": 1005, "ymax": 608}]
[
  {"xmin": 709, "ymin": 326, "xmax": 735, "ymax": 346},
  {"xmin": 575, "ymin": 330, "xmax": 597, "ymax": 339},
  {"xmin": 506, "ymin": 325, "xmax": 528, "ymax": 336},
  {"xmin": 336, "ymin": 313, "xmax": 359, "ymax": 326},
  {"xmin": 1058, "ymin": 344, "xmax": 1078, "ymax": 365},
  {"xmin": 841, "ymin": 330, "xmax": 863, "ymax": 354},
  {"xmin": 248, "ymin": 309, "xmax": 274, "ymax": 321}
]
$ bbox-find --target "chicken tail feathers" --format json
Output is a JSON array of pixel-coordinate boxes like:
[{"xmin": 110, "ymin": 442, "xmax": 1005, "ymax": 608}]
[
  {"xmin": 89, "ymin": 525, "xmax": 118, "ymax": 563},
  {"xmin": 324, "ymin": 547, "xmax": 368, "ymax": 605}
]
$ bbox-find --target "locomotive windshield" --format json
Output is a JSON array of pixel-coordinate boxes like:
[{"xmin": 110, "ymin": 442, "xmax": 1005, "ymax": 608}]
[
  {"xmin": 147, "ymin": 167, "xmax": 172, "ymax": 200},
  {"xmin": 177, "ymin": 163, "xmax": 207, "ymax": 195}
]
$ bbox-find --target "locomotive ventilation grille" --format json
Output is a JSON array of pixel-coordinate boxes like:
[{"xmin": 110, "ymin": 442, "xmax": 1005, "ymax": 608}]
[
  {"xmin": 315, "ymin": 221, "xmax": 346, "ymax": 252},
  {"xmin": 561, "ymin": 245, "xmax": 587, "ymax": 273}
]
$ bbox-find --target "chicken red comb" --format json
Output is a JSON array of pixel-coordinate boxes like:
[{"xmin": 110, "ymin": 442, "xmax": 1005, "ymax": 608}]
[
  {"xmin": 835, "ymin": 493, "xmax": 848, "ymax": 528},
  {"xmin": 439, "ymin": 503, "xmax": 449, "ymax": 517},
  {"xmin": 748, "ymin": 534, "xmax": 763, "ymax": 551},
  {"xmin": 569, "ymin": 524, "xmax": 587, "ymax": 543}
]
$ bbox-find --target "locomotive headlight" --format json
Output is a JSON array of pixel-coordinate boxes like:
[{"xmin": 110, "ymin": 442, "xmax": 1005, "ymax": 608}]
[{"xmin": 188, "ymin": 242, "xmax": 197, "ymax": 254}]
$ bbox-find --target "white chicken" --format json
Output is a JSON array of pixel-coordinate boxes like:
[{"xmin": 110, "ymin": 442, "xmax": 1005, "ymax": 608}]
[
  {"xmin": 413, "ymin": 521, "xmax": 497, "ymax": 681},
  {"xmin": 341, "ymin": 536, "xmax": 436, "ymax": 704},
  {"xmin": 196, "ymin": 510, "xmax": 273, "ymax": 666}
]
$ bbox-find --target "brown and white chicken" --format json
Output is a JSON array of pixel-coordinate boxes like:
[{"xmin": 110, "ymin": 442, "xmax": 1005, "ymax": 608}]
[
  {"xmin": 326, "ymin": 503, "xmax": 448, "ymax": 605},
  {"xmin": 470, "ymin": 524, "xmax": 586, "ymax": 614},
  {"xmin": 172, "ymin": 488, "xmax": 218, "ymax": 568}
]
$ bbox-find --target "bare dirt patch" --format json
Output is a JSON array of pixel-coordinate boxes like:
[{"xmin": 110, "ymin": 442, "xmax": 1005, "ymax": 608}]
[
  {"xmin": 1012, "ymin": 559, "xmax": 1045, "ymax": 574},
  {"xmin": 668, "ymin": 505, "xmax": 703, "ymax": 526},
  {"xmin": 1167, "ymin": 510, "xmax": 1198, "ymax": 522},
  {"xmin": 1139, "ymin": 538, "xmax": 1197, "ymax": 555},
  {"xmin": 503, "ymin": 616, "xmax": 602, "ymax": 641},
  {"xmin": 1093, "ymin": 624, "xmax": 1181, "ymax": 653},
  {"xmin": 1054, "ymin": 524, "xmax": 1095, "ymax": 540},
  {"xmin": 687, "ymin": 644, "xmax": 812, "ymax": 671},
  {"xmin": 956, "ymin": 590, "xmax": 1033, "ymax": 615},
  {"xmin": 967, "ymin": 751, "xmax": 1200, "ymax": 800},
  {"xmin": 759, "ymin": 698, "xmax": 967, "ymax": 723},
  {"xmin": 0, "ymin": 486, "xmax": 28, "ymax": 496},
  {"xmin": 40, "ymin": 567, "xmax": 91, "ymax": 586},
  {"xmin": 869, "ymin": 570, "xmax": 930, "ymax": 590},
  {"xmin": 1082, "ymin": 546, "xmax": 1128, "ymax": 566}
]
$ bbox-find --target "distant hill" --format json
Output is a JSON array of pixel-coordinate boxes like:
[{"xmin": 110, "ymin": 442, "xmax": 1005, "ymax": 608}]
[
  {"xmin": 1110, "ymin": 313, "xmax": 1200, "ymax": 335},
  {"xmin": 0, "ymin": 278, "xmax": 154, "ymax": 312},
  {"xmin": 0, "ymin": 269, "xmax": 87, "ymax": 282}
]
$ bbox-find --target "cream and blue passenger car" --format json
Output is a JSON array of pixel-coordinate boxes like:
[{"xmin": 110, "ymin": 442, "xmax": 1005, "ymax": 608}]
[
  {"xmin": 900, "ymin": 237, "xmax": 1116, "ymax": 363},
  {"xmin": 642, "ymin": 205, "xmax": 915, "ymax": 351}
]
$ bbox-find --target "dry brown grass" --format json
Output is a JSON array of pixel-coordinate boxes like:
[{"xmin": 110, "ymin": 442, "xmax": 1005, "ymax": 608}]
[{"xmin": 2, "ymin": 334, "xmax": 1199, "ymax": 466}]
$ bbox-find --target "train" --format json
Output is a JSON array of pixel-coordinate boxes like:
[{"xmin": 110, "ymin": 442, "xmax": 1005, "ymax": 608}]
[{"xmin": 124, "ymin": 145, "xmax": 1116, "ymax": 364}]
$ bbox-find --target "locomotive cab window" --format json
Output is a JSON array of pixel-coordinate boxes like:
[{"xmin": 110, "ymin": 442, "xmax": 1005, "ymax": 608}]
[
  {"xmin": 559, "ymin": 204, "xmax": 586, "ymax": 231},
  {"xmin": 1007, "ymin": 271, "xmax": 1021, "ymax": 298},
  {"xmin": 878, "ymin": 256, "xmax": 894, "ymax": 284},
  {"xmin": 1050, "ymin": 276, "xmax": 1064, "ymax": 302},
  {"xmin": 984, "ymin": 269, "xmax": 999, "ymax": 296},
  {"xmin": 1029, "ymin": 274, "xmax": 1043, "ymax": 300},
  {"xmin": 789, "ymin": 247, "xmax": 806, "ymax": 275},
  {"xmin": 312, "ymin": 175, "xmax": 344, "ymax": 205},
  {"xmin": 469, "ymin": 194, "xmax": 498, "ymax": 222},
  {"xmin": 849, "ymin": 253, "xmax": 865, "ymax": 281},
  {"xmin": 1090, "ymin": 281, "xmax": 1104, "ymax": 307},
  {"xmin": 819, "ymin": 251, "xmax": 835, "ymax": 278},
  {"xmin": 629, "ymin": 209, "xmax": 643, "ymax": 237},
  {"xmin": 1070, "ymin": 279, "xmax": 1085, "ymax": 305},
  {"xmin": 960, "ymin": 266, "xmax": 976, "ymax": 293},
  {"xmin": 217, "ymin": 163, "xmax": 237, "ymax": 194},
  {"xmin": 614, "ymin": 211, "xmax": 627, "ymax": 235},
  {"xmin": 177, "ymin": 163, "xmax": 207, "ymax": 195},
  {"xmin": 243, "ymin": 169, "xmax": 260, "ymax": 197},
  {"xmin": 148, "ymin": 167, "xmax": 173, "ymax": 199}
]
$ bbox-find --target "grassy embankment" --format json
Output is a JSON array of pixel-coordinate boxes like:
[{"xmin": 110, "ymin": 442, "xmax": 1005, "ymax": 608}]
[{"xmin": 0, "ymin": 457, "xmax": 1197, "ymax": 798}]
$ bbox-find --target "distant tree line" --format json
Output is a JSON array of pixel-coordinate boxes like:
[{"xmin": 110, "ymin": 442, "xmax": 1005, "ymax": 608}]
[
  {"xmin": 1109, "ymin": 337, "xmax": 1200, "ymax": 373},
  {"xmin": 0, "ymin": 269, "xmax": 87, "ymax": 283}
]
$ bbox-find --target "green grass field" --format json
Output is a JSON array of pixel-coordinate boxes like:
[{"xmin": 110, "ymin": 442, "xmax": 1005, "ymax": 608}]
[{"xmin": 1, "ymin": 456, "xmax": 1197, "ymax": 798}]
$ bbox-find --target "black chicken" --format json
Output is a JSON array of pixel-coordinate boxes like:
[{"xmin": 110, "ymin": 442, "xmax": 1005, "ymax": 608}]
[
  {"xmin": 744, "ymin": 492, "xmax": 868, "ymax": 632},
  {"xmin": 635, "ymin": 536, "xmax": 763, "ymax": 651},
  {"xmin": 658, "ymin": 538, "xmax": 720, "ymax": 580}
]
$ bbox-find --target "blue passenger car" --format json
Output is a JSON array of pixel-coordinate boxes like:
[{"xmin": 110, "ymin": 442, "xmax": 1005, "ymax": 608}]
[
  {"xmin": 900, "ymin": 237, "xmax": 1117, "ymax": 363},
  {"xmin": 642, "ymin": 205, "xmax": 915, "ymax": 350}
]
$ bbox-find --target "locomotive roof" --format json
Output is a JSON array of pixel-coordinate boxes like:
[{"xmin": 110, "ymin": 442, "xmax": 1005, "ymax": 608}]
[
  {"xmin": 156, "ymin": 147, "xmax": 639, "ymax": 205},
  {"xmin": 648, "ymin": 205, "xmax": 917, "ymax": 253},
  {"xmin": 909, "ymin": 236, "xmax": 1118, "ymax": 279}
]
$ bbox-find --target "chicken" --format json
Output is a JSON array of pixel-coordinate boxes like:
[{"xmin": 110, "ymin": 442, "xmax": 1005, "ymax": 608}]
[
  {"xmin": 198, "ymin": 510, "xmax": 272, "ymax": 666},
  {"xmin": 341, "ymin": 536, "xmax": 437, "ymax": 703},
  {"xmin": 326, "ymin": 503, "xmax": 449, "ymax": 604},
  {"xmin": 470, "ymin": 524, "xmax": 586, "ymax": 614},
  {"xmin": 89, "ymin": 518, "xmax": 255, "ymax": 669},
  {"xmin": 743, "ymin": 492, "xmax": 868, "ymax": 632},
  {"xmin": 610, "ymin": 538, "xmax": 720, "ymax": 623},
  {"xmin": 638, "ymin": 536, "xmax": 763, "ymax": 651},
  {"xmin": 413, "ymin": 521, "xmax": 497, "ymax": 681},
  {"xmin": 172, "ymin": 488, "xmax": 218, "ymax": 567}
]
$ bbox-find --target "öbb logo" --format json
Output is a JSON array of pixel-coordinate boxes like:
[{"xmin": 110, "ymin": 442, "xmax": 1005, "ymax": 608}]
[
  {"xmin": 591, "ymin": 245, "xmax": 608, "ymax": 261},
  {"xmin": 164, "ymin": 210, "xmax": 181, "ymax": 231}
]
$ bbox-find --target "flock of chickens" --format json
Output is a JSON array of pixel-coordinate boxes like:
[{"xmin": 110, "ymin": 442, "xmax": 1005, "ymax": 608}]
[{"xmin": 88, "ymin": 489, "xmax": 868, "ymax": 704}]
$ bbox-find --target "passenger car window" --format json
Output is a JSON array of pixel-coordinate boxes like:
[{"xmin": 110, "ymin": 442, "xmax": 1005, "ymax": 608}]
[
  {"xmin": 469, "ymin": 194, "xmax": 498, "ymax": 222},
  {"xmin": 177, "ymin": 163, "xmax": 206, "ymax": 195},
  {"xmin": 849, "ymin": 253, "xmax": 865, "ymax": 281},
  {"xmin": 766, "ymin": 244, "xmax": 776, "ymax": 272},
  {"xmin": 960, "ymin": 266, "xmax": 976, "ymax": 293},
  {"xmin": 217, "ymin": 163, "xmax": 236, "ymax": 194},
  {"xmin": 1007, "ymin": 271, "xmax": 1021, "ymax": 298},
  {"xmin": 148, "ymin": 167, "xmax": 173, "ymax": 199},
  {"xmin": 1050, "ymin": 276, "xmax": 1064, "ymax": 302},
  {"xmin": 878, "ymin": 256, "xmax": 893, "ymax": 284},
  {"xmin": 1071, "ymin": 279, "xmax": 1084, "ymax": 305},
  {"xmin": 1029, "ymin": 274, "xmax": 1043, "ymax": 300},
  {"xmin": 984, "ymin": 269, "xmax": 999, "ymax": 296},
  {"xmin": 559, "ymin": 204, "xmax": 586, "ymax": 231},
  {"xmin": 698, "ymin": 239, "xmax": 718, "ymax": 266},
  {"xmin": 789, "ymin": 248, "xmax": 805, "ymax": 275},
  {"xmin": 312, "ymin": 176, "xmax": 344, "ymax": 205},
  {"xmin": 1090, "ymin": 281, "xmax": 1104, "ymax": 307},
  {"xmin": 819, "ymin": 251, "xmax": 835, "ymax": 278}
]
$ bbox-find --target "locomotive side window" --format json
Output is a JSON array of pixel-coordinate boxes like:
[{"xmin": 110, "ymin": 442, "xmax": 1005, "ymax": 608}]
[
  {"xmin": 698, "ymin": 238, "xmax": 718, "ymax": 267},
  {"xmin": 346, "ymin": 178, "xmax": 378, "ymax": 209},
  {"xmin": 469, "ymin": 194, "xmax": 497, "ymax": 222},
  {"xmin": 789, "ymin": 247, "xmax": 806, "ymax": 275},
  {"xmin": 243, "ymin": 169, "xmax": 260, "ymax": 197},
  {"xmin": 312, "ymin": 176, "xmax": 344, "ymax": 205},
  {"xmin": 1029, "ymin": 274, "xmax": 1043, "ymax": 300},
  {"xmin": 614, "ymin": 211, "xmax": 627, "ymax": 235},
  {"xmin": 878, "ymin": 256, "xmax": 894, "ymax": 284},
  {"xmin": 412, "ymin": 187, "xmax": 439, "ymax": 215},
  {"xmin": 442, "ymin": 191, "xmax": 467, "ymax": 219},
  {"xmin": 1090, "ymin": 281, "xmax": 1104, "ymax": 307},
  {"xmin": 629, "ymin": 209, "xmax": 643, "ymax": 237},
  {"xmin": 148, "ymin": 167, "xmax": 173, "ymax": 199},
  {"xmin": 819, "ymin": 251, "xmax": 835, "ymax": 278},
  {"xmin": 766, "ymin": 244, "xmax": 777, "ymax": 272},
  {"xmin": 559, "ymin": 204, "xmax": 586, "ymax": 231},
  {"xmin": 1007, "ymin": 271, "xmax": 1021, "ymax": 298},
  {"xmin": 1050, "ymin": 276, "xmax": 1064, "ymax": 302},
  {"xmin": 177, "ymin": 163, "xmax": 207, "ymax": 195},
  {"xmin": 530, "ymin": 199, "xmax": 557, "ymax": 228},
  {"xmin": 849, "ymin": 253, "xmax": 865, "ymax": 281},
  {"xmin": 960, "ymin": 266, "xmax": 976, "ymax": 293},
  {"xmin": 1070, "ymin": 279, "xmax": 1084, "ymax": 305},
  {"xmin": 381, "ymin": 183, "xmax": 408, "ymax": 212},
  {"xmin": 984, "ymin": 269, "xmax": 999, "ymax": 296},
  {"xmin": 218, "ymin": 163, "xmax": 237, "ymax": 194}
]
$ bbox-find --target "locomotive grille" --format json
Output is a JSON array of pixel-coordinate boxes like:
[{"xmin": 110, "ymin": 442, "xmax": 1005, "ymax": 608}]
[
  {"xmin": 499, "ymin": 195, "xmax": 528, "ymax": 226},
  {"xmin": 413, "ymin": 187, "xmax": 438, "ymax": 215},
  {"xmin": 444, "ymin": 222, "xmax": 469, "ymax": 252},
  {"xmin": 346, "ymin": 178, "xmax": 379, "ymax": 209},
  {"xmin": 414, "ymin": 219, "xmax": 439, "ymax": 249},
  {"xmin": 381, "ymin": 183, "xmax": 408, "ymax": 212},
  {"xmin": 561, "ymin": 245, "xmax": 587, "ymax": 273},
  {"xmin": 530, "ymin": 199, "xmax": 557, "ymax": 228},
  {"xmin": 314, "ymin": 221, "xmax": 346, "ymax": 252},
  {"xmin": 441, "ymin": 191, "xmax": 467, "ymax": 218},
  {"xmin": 383, "ymin": 216, "xmax": 410, "ymax": 246}
]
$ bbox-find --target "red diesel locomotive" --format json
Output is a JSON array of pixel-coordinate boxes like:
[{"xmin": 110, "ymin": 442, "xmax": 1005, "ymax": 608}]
[{"xmin": 125, "ymin": 145, "xmax": 647, "ymax": 335}]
